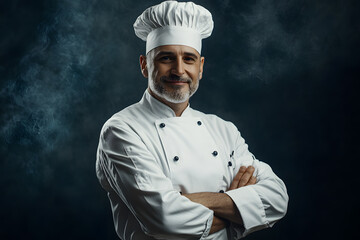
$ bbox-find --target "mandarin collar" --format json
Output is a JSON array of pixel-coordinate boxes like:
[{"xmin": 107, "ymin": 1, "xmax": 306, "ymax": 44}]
[{"xmin": 142, "ymin": 89, "xmax": 192, "ymax": 118}]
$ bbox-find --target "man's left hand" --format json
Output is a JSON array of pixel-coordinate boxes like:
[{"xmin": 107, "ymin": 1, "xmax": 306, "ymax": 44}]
[{"xmin": 228, "ymin": 165, "xmax": 257, "ymax": 190}]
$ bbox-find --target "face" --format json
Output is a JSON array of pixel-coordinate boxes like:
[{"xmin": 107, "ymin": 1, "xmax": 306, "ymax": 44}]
[{"xmin": 140, "ymin": 45, "xmax": 204, "ymax": 104}]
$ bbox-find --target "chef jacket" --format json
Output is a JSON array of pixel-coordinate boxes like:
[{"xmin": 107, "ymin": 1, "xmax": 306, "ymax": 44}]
[{"xmin": 96, "ymin": 90, "xmax": 288, "ymax": 240}]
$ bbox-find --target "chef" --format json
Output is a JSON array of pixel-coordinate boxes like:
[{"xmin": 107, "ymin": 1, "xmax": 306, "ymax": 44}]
[{"xmin": 96, "ymin": 1, "xmax": 288, "ymax": 239}]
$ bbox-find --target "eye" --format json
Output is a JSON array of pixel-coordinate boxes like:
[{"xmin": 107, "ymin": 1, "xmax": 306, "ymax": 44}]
[
  {"xmin": 184, "ymin": 56, "xmax": 196, "ymax": 63},
  {"xmin": 158, "ymin": 56, "xmax": 173, "ymax": 62}
]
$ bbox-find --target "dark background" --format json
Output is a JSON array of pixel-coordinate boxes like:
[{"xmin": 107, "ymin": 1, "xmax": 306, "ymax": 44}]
[{"xmin": 1, "ymin": 0, "xmax": 359, "ymax": 239}]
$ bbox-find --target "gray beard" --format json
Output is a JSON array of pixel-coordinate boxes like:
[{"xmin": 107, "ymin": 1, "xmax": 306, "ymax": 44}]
[{"xmin": 149, "ymin": 76, "xmax": 199, "ymax": 104}]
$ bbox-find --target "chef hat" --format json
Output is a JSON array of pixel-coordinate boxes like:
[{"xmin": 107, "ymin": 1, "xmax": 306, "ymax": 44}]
[{"xmin": 133, "ymin": 0, "xmax": 214, "ymax": 54}]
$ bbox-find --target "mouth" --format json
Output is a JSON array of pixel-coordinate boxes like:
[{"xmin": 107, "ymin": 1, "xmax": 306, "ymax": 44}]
[
  {"xmin": 161, "ymin": 76, "xmax": 191, "ymax": 85},
  {"xmin": 164, "ymin": 80, "xmax": 188, "ymax": 85}
]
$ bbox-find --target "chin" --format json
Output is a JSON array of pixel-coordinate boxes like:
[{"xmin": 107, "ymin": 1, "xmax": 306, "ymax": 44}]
[
  {"xmin": 149, "ymin": 80, "xmax": 198, "ymax": 104},
  {"xmin": 162, "ymin": 92, "xmax": 190, "ymax": 104}
]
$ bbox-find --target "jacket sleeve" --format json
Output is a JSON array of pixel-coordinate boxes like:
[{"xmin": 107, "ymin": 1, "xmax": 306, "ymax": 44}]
[
  {"xmin": 96, "ymin": 121, "xmax": 214, "ymax": 240},
  {"xmin": 225, "ymin": 131, "xmax": 289, "ymax": 238}
]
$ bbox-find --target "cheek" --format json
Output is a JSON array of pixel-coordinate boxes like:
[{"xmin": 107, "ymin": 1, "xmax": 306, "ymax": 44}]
[
  {"xmin": 150, "ymin": 65, "xmax": 160, "ymax": 80},
  {"xmin": 155, "ymin": 63, "xmax": 171, "ymax": 73},
  {"xmin": 189, "ymin": 68, "xmax": 201, "ymax": 80},
  {"xmin": 151, "ymin": 70, "xmax": 159, "ymax": 81},
  {"xmin": 188, "ymin": 63, "xmax": 202, "ymax": 77}
]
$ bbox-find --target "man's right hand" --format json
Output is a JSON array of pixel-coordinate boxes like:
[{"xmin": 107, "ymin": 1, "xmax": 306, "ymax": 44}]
[{"xmin": 228, "ymin": 166, "xmax": 257, "ymax": 190}]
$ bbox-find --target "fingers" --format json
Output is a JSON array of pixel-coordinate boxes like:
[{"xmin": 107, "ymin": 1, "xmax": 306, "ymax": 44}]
[
  {"xmin": 229, "ymin": 166, "xmax": 247, "ymax": 190},
  {"xmin": 228, "ymin": 166, "xmax": 257, "ymax": 190},
  {"xmin": 238, "ymin": 166, "xmax": 255, "ymax": 187},
  {"xmin": 247, "ymin": 175, "xmax": 257, "ymax": 185}
]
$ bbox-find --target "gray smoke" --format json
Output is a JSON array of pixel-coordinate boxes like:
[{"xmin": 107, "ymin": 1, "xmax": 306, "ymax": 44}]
[
  {"xmin": 0, "ymin": 0, "xmax": 147, "ymax": 176},
  {"xmin": 223, "ymin": 0, "xmax": 300, "ymax": 83},
  {"xmin": 1, "ymin": 0, "xmax": 99, "ymax": 174},
  {"xmin": 209, "ymin": 0, "xmax": 347, "ymax": 84}
]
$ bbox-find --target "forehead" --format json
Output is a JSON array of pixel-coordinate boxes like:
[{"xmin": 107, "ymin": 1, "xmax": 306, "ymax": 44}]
[{"xmin": 152, "ymin": 45, "xmax": 200, "ymax": 57}]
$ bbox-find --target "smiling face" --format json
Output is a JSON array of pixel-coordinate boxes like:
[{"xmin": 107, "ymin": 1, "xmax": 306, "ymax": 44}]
[{"xmin": 140, "ymin": 45, "xmax": 205, "ymax": 104}]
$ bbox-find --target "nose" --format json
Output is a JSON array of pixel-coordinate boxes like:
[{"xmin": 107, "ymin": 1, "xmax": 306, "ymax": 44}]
[{"xmin": 171, "ymin": 58, "xmax": 185, "ymax": 76}]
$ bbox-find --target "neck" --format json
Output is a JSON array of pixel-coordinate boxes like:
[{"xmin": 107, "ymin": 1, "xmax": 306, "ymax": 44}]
[{"xmin": 148, "ymin": 88, "xmax": 189, "ymax": 117}]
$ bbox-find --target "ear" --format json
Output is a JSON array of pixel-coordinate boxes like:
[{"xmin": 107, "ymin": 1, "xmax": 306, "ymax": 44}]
[
  {"xmin": 139, "ymin": 55, "xmax": 148, "ymax": 78},
  {"xmin": 199, "ymin": 56, "xmax": 205, "ymax": 80}
]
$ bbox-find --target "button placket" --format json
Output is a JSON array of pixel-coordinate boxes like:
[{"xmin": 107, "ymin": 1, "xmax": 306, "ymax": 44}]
[
  {"xmin": 228, "ymin": 150, "xmax": 235, "ymax": 168},
  {"xmin": 157, "ymin": 117, "xmax": 224, "ymax": 193},
  {"xmin": 219, "ymin": 149, "xmax": 235, "ymax": 184}
]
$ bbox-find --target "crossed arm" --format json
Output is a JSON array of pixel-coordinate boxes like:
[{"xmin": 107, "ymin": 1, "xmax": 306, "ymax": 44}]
[{"xmin": 183, "ymin": 166, "xmax": 257, "ymax": 234}]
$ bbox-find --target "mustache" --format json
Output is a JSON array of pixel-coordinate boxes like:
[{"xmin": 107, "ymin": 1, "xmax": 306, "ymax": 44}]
[{"xmin": 160, "ymin": 75, "xmax": 192, "ymax": 83}]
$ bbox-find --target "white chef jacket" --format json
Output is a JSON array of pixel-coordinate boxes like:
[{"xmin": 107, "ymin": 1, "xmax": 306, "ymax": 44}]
[{"xmin": 96, "ymin": 90, "xmax": 288, "ymax": 240}]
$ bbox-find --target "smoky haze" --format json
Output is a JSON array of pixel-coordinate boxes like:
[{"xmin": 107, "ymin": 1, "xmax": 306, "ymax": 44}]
[{"xmin": 1, "ymin": 0, "xmax": 359, "ymax": 239}]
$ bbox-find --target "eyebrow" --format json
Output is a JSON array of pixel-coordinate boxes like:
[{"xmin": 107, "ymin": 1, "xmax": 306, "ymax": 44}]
[
  {"xmin": 155, "ymin": 51, "xmax": 199, "ymax": 59},
  {"xmin": 184, "ymin": 52, "xmax": 199, "ymax": 59}
]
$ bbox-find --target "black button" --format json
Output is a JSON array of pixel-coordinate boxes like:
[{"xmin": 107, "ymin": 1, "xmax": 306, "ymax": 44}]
[
  {"xmin": 219, "ymin": 190, "xmax": 224, "ymax": 193},
  {"xmin": 212, "ymin": 151, "xmax": 218, "ymax": 156},
  {"xmin": 174, "ymin": 156, "xmax": 179, "ymax": 161},
  {"xmin": 228, "ymin": 161, "xmax": 232, "ymax": 167},
  {"xmin": 230, "ymin": 150, "xmax": 234, "ymax": 157},
  {"xmin": 197, "ymin": 121, "xmax": 202, "ymax": 126},
  {"xmin": 159, "ymin": 123, "xmax": 165, "ymax": 128}
]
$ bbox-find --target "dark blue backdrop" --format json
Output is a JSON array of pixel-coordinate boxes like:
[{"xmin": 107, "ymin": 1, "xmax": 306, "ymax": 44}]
[{"xmin": 1, "ymin": 0, "xmax": 359, "ymax": 239}]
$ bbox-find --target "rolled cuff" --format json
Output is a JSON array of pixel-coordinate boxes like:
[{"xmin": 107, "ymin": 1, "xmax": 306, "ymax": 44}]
[
  {"xmin": 200, "ymin": 211, "xmax": 213, "ymax": 239},
  {"xmin": 226, "ymin": 186, "xmax": 269, "ymax": 233}
]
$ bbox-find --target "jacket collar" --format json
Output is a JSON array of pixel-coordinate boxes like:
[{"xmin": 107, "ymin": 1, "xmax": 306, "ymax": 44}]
[{"xmin": 141, "ymin": 89, "xmax": 192, "ymax": 118}]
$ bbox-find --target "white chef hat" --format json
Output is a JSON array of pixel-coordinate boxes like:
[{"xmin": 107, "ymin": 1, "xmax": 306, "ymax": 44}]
[{"xmin": 133, "ymin": 0, "xmax": 214, "ymax": 54}]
